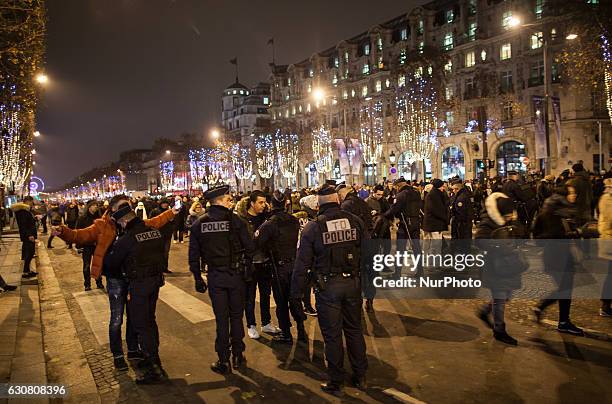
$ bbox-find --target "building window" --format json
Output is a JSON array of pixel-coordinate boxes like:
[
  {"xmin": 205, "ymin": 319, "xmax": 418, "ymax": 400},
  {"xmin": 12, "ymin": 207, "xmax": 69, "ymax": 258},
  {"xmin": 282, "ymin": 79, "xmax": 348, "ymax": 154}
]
[
  {"xmin": 362, "ymin": 63, "xmax": 370, "ymax": 75},
  {"xmin": 344, "ymin": 67, "xmax": 349, "ymax": 79},
  {"xmin": 502, "ymin": 11, "xmax": 514, "ymax": 30},
  {"xmin": 342, "ymin": 89, "xmax": 348, "ymax": 100},
  {"xmin": 481, "ymin": 49, "xmax": 487, "ymax": 61},
  {"xmin": 415, "ymin": 66, "xmax": 424, "ymax": 77},
  {"xmin": 364, "ymin": 43, "xmax": 371, "ymax": 55},
  {"xmin": 468, "ymin": 0, "xmax": 477, "ymax": 16},
  {"xmin": 441, "ymin": 146, "xmax": 465, "ymax": 180},
  {"xmin": 306, "ymin": 103, "xmax": 311, "ymax": 112},
  {"xmin": 445, "ymin": 85, "xmax": 454, "ymax": 100},
  {"xmin": 418, "ymin": 41, "xmax": 424, "ymax": 53},
  {"xmin": 446, "ymin": 111, "xmax": 454, "ymax": 127},
  {"xmin": 344, "ymin": 51, "xmax": 349, "ymax": 63},
  {"xmin": 377, "ymin": 36, "xmax": 383, "ymax": 51},
  {"xmin": 468, "ymin": 22, "xmax": 477, "ymax": 41},
  {"xmin": 375, "ymin": 80, "xmax": 382, "ymax": 92},
  {"xmin": 285, "ymin": 94, "xmax": 289, "ymax": 101},
  {"xmin": 551, "ymin": 28, "xmax": 557, "ymax": 41},
  {"xmin": 400, "ymin": 27, "xmax": 408, "ymax": 41},
  {"xmin": 465, "ymin": 51, "xmax": 476, "ymax": 67},
  {"xmin": 502, "ymin": 101, "xmax": 513, "ymax": 121},
  {"xmin": 263, "ymin": 96, "xmax": 269, "ymax": 105},
  {"xmin": 385, "ymin": 78, "xmax": 390, "ymax": 88},
  {"xmin": 531, "ymin": 32, "xmax": 543, "ymax": 49},
  {"xmin": 334, "ymin": 56, "xmax": 339, "ymax": 68},
  {"xmin": 307, "ymin": 83, "xmax": 312, "ymax": 93},
  {"xmin": 361, "ymin": 85, "xmax": 368, "ymax": 97},
  {"xmin": 351, "ymin": 89, "xmax": 356, "ymax": 97},
  {"xmin": 332, "ymin": 73, "xmax": 338, "ymax": 86},
  {"xmin": 398, "ymin": 75, "xmax": 406, "ymax": 87},
  {"xmin": 501, "ymin": 70, "xmax": 513, "ymax": 93},
  {"xmin": 378, "ymin": 56, "xmax": 384, "ymax": 69},
  {"xmin": 444, "ymin": 59, "xmax": 453, "ymax": 72},
  {"xmin": 465, "ymin": 77, "xmax": 475, "ymax": 98},
  {"xmin": 444, "ymin": 32, "xmax": 454, "ymax": 50},
  {"xmin": 446, "ymin": 10, "xmax": 455, "ymax": 24},
  {"xmin": 292, "ymin": 106, "xmax": 296, "ymax": 116},
  {"xmin": 535, "ymin": 0, "xmax": 544, "ymax": 19},
  {"xmin": 399, "ymin": 48, "xmax": 407, "ymax": 64},
  {"xmin": 418, "ymin": 19, "xmax": 424, "ymax": 35},
  {"xmin": 530, "ymin": 60, "xmax": 545, "ymax": 85},
  {"xmin": 308, "ymin": 68, "xmax": 314, "ymax": 77},
  {"xmin": 500, "ymin": 43, "xmax": 512, "ymax": 60},
  {"xmin": 298, "ymin": 104, "xmax": 302, "ymax": 112}
]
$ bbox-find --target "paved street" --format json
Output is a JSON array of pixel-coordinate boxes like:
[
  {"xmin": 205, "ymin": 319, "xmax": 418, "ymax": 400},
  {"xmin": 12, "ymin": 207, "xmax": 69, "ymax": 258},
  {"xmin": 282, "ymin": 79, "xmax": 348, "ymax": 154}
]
[{"xmin": 2, "ymin": 234, "xmax": 610, "ymax": 403}]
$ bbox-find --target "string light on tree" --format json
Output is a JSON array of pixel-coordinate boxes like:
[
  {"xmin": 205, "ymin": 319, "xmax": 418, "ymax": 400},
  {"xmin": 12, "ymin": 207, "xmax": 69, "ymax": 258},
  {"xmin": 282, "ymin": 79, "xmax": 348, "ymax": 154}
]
[
  {"xmin": 255, "ymin": 133, "xmax": 275, "ymax": 179},
  {"xmin": 360, "ymin": 101, "xmax": 384, "ymax": 165},
  {"xmin": 602, "ymin": 34, "xmax": 612, "ymax": 125},
  {"xmin": 160, "ymin": 161, "xmax": 174, "ymax": 191},
  {"xmin": 189, "ymin": 149, "xmax": 207, "ymax": 190},
  {"xmin": 275, "ymin": 129, "xmax": 299, "ymax": 179},
  {"xmin": 311, "ymin": 126, "xmax": 333, "ymax": 174},
  {"xmin": 230, "ymin": 143, "xmax": 253, "ymax": 180}
]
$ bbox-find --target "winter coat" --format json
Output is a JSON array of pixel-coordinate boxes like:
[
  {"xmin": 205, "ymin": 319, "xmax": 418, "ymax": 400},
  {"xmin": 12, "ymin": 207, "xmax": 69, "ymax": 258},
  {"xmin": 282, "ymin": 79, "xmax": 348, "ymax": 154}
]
[
  {"xmin": 76, "ymin": 205, "xmax": 101, "ymax": 248},
  {"xmin": 57, "ymin": 208, "xmax": 175, "ymax": 279},
  {"xmin": 48, "ymin": 207, "xmax": 63, "ymax": 225},
  {"xmin": 186, "ymin": 202, "xmax": 204, "ymax": 228},
  {"xmin": 598, "ymin": 191, "xmax": 612, "ymax": 260},
  {"xmin": 475, "ymin": 193, "xmax": 528, "ymax": 292},
  {"xmin": 149, "ymin": 206, "xmax": 175, "ymax": 239},
  {"xmin": 567, "ymin": 171, "xmax": 593, "ymax": 223},
  {"xmin": 10, "ymin": 202, "xmax": 37, "ymax": 242},
  {"xmin": 532, "ymin": 194, "xmax": 576, "ymax": 239},
  {"xmin": 65, "ymin": 205, "xmax": 79, "ymax": 226},
  {"xmin": 342, "ymin": 193, "xmax": 374, "ymax": 234},
  {"xmin": 423, "ymin": 187, "xmax": 449, "ymax": 232}
]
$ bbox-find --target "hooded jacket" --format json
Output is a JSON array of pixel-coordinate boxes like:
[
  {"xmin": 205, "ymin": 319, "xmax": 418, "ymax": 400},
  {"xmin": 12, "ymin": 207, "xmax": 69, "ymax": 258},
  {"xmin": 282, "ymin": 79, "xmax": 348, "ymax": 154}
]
[
  {"xmin": 57, "ymin": 208, "xmax": 175, "ymax": 279},
  {"xmin": 11, "ymin": 202, "xmax": 37, "ymax": 242},
  {"xmin": 567, "ymin": 171, "xmax": 593, "ymax": 222}
]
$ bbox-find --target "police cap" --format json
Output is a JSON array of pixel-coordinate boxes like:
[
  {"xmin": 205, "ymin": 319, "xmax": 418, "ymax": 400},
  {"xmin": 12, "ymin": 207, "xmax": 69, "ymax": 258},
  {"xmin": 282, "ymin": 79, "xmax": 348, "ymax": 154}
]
[{"xmin": 205, "ymin": 184, "xmax": 230, "ymax": 200}]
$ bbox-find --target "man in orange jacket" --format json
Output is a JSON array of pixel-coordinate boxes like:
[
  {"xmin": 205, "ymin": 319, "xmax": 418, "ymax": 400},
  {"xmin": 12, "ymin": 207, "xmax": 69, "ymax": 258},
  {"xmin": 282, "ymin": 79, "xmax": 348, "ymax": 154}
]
[{"xmin": 52, "ymin": 194, "xmax": 176, "ymax": 370}]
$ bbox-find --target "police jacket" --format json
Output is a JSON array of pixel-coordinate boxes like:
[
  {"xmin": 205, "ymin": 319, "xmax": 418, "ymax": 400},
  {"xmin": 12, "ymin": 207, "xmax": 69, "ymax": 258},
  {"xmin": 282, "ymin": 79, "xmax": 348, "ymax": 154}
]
[
  {"xmin": 502, "ymin": 179, "xmax": 528, "ymax": 203},
  {"xmin": 383, "ymin": 185, "xmax": 422, "ymax": 231},
  {"xmin": 450, "ymin": 187, "xmax": 474, "ymax": 223},
  {"xmin": 255, "ymin": 209, "xmax": 300, "ymax": 271},
  {"xmin": 103, "ymin": 217, "xmax": 166, "ymax": 280},
  {"xmin": 291, "ymin": 203, "xmax": 367, "ymax": 299},
  {"xmin": 188, "ymin": 204, "xmax": 255, "ymax": 276}
]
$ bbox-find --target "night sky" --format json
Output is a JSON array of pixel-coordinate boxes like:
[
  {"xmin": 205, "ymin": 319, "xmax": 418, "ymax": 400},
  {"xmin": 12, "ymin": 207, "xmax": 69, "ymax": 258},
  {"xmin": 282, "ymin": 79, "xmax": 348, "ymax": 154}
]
[{"xmin": 37, "ymin": 0, "xmax": 425, "ymax": 190}]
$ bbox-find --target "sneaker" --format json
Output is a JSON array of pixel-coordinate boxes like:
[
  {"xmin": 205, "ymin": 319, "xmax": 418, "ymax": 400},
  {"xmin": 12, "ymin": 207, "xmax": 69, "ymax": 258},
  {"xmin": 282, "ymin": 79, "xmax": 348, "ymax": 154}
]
[
  {"xmin": 210, "ymin": 361, "xmax": 231, "ymax": 375},
  {"xmin": 0, "ymin": 284, "xmax": 17, "ymax": 292},
  {"xmin": 22, "ymin": 271, "xmax": 37, "ymax": 279},
  {"xmin": 557, "ymin": 321, "xmax": 584, "ymax": 336},
  {"xmin": 247, "ymin": 325, "xmax": 260, "ymax": 339},
  {"xmin": 351, "ymin": 375, "xmax": 367, "ymax": 390},
  {"xmin": 96, "ymin": 282, "xmax": 104, "ymax": 290},
  {"xmin": 135, "ymin": 369, "xmax": 162, "ymax": 385},
  {"xmin": 180, "ymin": 241, "xmax": 184, "ymax": 244},
  {"xmin": 600, "ymin": 307, "xmax": 612, "ymax": 317},
  {"xmin": 261, "ymin": 323, "xmax": 281, "ymax": 334},
  {"xmin": 493, "ymin": 331, "xmax": 518, "ymax": 345},
  {"xmin": 172, "ymin": 240, "xmax": 178, "ymax": 244},
  {"xmin": 303, "ymin": 307, "xmax": 318, "ymax": 316},
  {"xmin": 113, "ymin": 357, "xmax": 129, "ymax": 371},
  {"xmin": 231, "ymin": 353, "xmax": 246, "ymax": 370}
]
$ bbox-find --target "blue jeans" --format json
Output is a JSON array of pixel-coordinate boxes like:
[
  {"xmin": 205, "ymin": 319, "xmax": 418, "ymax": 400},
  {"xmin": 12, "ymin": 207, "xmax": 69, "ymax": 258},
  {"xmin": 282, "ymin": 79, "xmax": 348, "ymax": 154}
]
[{"xmin": 107, "ymin": 277, "xmax": 138, "ymax": 358}]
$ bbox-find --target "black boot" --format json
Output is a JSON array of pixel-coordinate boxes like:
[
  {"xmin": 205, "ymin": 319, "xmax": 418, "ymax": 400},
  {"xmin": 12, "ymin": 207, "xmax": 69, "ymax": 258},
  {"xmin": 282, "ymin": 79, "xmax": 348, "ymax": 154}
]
[
  {"xmin": 297, "ymin": 323, "xmax": 308, "ymax": 342},
  {"xmin": 113, "ymin": 357, "xmax": 128, "ymax": 371},
  {"xmin": 231, "ymin": 353, "xmax": 246, "ymax": 370},
  {"xmin": 493, "ymin": 330, "xmax": 518, "ymax": 345},
  {"xmin": 365, "ymin": 299, "xmax": 374, "ymax": 313},
  {"xmin": 0, "ymin": 284, "xmax": 17, "ymax": 292},
  {"xmin": 210, "ymin": 361, "xmax": 231, "ymax": 375},
  {"xmin": 272, "ymin": 332, "xmax": 293, "ymax": 344},
  {"xmin": 321, "ymin": 381, "xmax": 343, "ymax": 396}
]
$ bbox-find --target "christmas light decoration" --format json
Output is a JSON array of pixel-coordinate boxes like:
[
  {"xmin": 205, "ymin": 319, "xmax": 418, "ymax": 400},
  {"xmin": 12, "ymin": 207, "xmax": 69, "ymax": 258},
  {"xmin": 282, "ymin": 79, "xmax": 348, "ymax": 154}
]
[
  {"xmin": 275, "ymin": 129, "xmax": 299, "ymax": 178},
  {"xmin": 311, "ymin": 126, "xmax": 333, "ymax": 173},
  {"xmin": 160, "ymin": 161, "xmax": 174, "ymax": 191},
  {"xmin": 360, "ymin": 101, "xmax": 384, "ymax": 165},
  {"xmin": 189, "ymin": 149, "xmax": 207, "ymax": 189},
  {"xmin": 395, "ymin": 74, "xmax": 438, "ymax": 162},
  {"xmin": 465, "ymin": 120, "xmax": 478, "ymax": 133},
  {"xmin": 230, "ymin": 143, "xmax": 253, "ymax": 180},
  {"xmin": 602, "ymin": 34, "xmax": 612, "ymax": 125},
  {"xmin": 255, "ymin": 133, "xmax": 275, "ymax": 178}
]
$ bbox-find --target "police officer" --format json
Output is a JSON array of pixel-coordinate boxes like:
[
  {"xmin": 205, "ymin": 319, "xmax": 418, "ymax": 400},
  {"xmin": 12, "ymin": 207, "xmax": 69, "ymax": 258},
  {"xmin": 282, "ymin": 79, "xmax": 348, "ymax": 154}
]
[
  {"xmin": 502, "ymin": 170, "xmax": 536, "ymax": 226},
  {"xmin": 189, "ymin": 185, "xmax": 255, "ymax": 374},
  {"xmin": 255, "ymin": 190, "xmax": 307, "ymax": 344},
  {"xmin": 383, "ymin": 177, "xmax": 423, "ymax": 277},
  {"xmin": 291, "ymin": 185, "xmax": 368, "ymax": 396},
  {"xmin": 450, "ymin": 179, "xmax": 474, "ymax": 239},
  {"xmin": 103, "ymin": 203, "xmax": 167, "ymax": 384}
]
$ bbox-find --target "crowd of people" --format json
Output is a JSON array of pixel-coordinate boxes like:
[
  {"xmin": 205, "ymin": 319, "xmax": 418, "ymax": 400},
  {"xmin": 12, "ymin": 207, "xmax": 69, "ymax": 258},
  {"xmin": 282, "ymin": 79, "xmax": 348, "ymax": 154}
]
[{"xmin": 0, "ymin": 162, "xmax": 610, "ymax": 394}]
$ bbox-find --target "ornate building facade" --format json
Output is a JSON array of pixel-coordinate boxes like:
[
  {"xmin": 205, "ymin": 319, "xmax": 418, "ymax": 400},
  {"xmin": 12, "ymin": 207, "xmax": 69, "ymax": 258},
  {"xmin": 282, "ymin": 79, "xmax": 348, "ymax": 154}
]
[{"xmin": 268, "ymin": 0, "xmax": 610, "ymax": 187}]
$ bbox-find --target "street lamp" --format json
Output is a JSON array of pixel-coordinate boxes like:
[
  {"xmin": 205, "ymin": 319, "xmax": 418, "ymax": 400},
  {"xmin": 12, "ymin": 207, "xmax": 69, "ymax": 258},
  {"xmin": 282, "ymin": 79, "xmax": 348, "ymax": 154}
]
[
  {"xmin": 35, "ymin": 73, "xmax": 48, "ymax": 85},
  {"xmin": 165, "ymin": 150, "xmax": 171, "ymax": 155},
  {"xmin": 566, "ymin": 33, "xmax": 578, "ymax": 40},
  {"xmin": 211, "ymin": 129, "xmax": 220, "ymax": 140},
  {"xmin": 33, "ymin": 131, "xmax": 40, "ymax": 137},
  {"xmin": 389, "ymin": 150, "xmax": 396, "ymax": 165}
]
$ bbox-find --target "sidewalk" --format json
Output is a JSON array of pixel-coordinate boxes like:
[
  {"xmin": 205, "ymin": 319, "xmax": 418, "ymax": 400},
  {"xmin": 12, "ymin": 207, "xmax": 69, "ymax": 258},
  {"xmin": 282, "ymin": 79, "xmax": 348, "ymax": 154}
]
[{"xmin": 0, "ymin": 231, "xmax": 100, "ymax": 403}]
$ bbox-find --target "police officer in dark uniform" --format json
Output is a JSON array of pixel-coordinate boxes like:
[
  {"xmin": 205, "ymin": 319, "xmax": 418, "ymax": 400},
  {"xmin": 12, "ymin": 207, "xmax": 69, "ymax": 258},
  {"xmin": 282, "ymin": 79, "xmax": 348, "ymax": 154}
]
[
  {"xmin": 450, "ymin": 179, "xmax": 474, "ymax": 253},
  {"xmin": 103, "ymin": 203, "xmax": 167, "ymax": 384},
  {"xmin": 450, "ymin": 179, "xmax": 474, "ymax": 239},
  {"xmin": 502, "ymin": 170, "xmax": 536, "ymax": 226},
  {"xmin": 255, "ymin": 190, "xmax": 307, "ymax": 344},
  {"xmin": 189, "ymin": 185, "xmax": 255, "ymax": 374},
  {"xmin": 383, "ymin": 177, "xmax": 423, "ymax": 277},
  {"xmin": 291, "ymin": 185, "xmax": 368, "ymax": 396}
]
